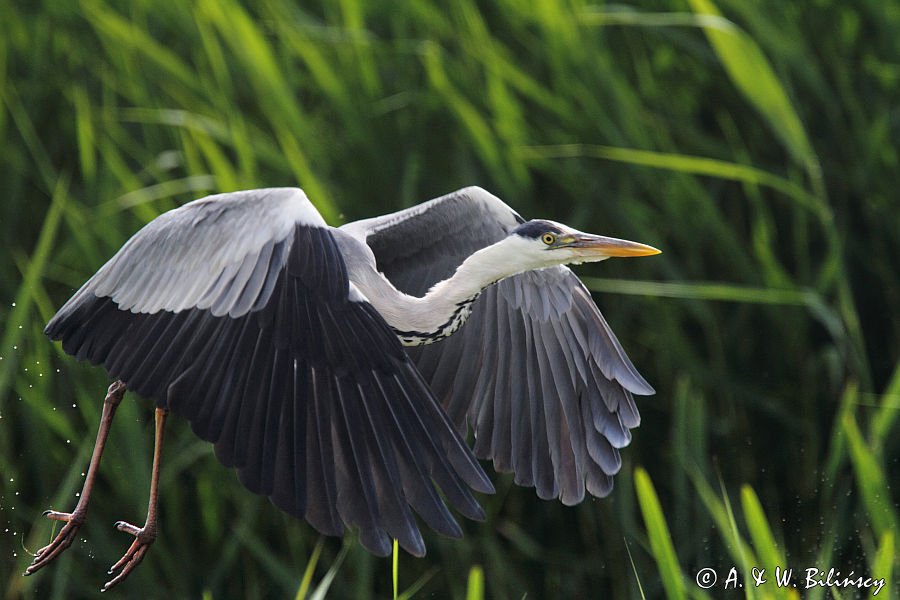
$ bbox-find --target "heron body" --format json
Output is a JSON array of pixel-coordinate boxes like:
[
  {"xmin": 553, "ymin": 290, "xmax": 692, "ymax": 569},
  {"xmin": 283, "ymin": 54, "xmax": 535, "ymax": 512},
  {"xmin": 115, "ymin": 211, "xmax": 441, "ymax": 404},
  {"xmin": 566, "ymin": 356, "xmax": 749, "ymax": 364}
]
[{"xmin": 27, "ymin": 186, "xmax": 659, "ymax": 588}]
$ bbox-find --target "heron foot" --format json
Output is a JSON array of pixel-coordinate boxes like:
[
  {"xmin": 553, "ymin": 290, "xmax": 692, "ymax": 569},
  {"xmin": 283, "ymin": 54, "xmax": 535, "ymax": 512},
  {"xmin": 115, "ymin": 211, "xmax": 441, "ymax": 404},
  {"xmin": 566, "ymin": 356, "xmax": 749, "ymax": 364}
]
[
  {"xmin": 101, "ymin": 519, "xmax": 157, "ymax": 592},
  {"xmin": 23, "ymin": 508, "xmax": 87, "ymax": 576}
]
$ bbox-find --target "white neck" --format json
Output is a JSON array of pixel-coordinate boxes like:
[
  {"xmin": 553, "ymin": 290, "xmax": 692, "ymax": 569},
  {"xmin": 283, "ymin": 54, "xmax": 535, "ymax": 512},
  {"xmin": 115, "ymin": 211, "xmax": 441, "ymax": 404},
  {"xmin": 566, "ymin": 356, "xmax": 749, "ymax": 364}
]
[{"xmin": 358, "ymin": 236, "xmax": 545, "ymax": 344}]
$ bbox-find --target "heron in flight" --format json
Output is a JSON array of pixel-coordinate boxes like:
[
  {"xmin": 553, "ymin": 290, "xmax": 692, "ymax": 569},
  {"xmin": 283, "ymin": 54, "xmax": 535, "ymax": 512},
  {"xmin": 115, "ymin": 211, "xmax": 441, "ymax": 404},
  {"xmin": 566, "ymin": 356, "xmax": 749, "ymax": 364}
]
[{"xmin": 25, "ymin": 186, "xmax": 660, "ymax": 589}]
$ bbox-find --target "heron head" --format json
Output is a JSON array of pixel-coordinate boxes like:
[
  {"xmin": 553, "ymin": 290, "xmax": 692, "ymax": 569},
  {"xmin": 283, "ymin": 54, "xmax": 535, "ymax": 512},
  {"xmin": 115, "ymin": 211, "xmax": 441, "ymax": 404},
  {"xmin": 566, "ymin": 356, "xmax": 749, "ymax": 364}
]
[{"xmin": 511, "ymin": 219, "xmax": 661, "ymax": 267}]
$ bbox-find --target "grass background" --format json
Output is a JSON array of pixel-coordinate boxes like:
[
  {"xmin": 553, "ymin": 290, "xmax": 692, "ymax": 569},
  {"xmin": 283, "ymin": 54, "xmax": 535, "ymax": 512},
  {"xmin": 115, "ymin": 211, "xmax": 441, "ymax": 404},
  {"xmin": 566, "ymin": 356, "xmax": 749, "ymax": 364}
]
[{"xmin": 1, "ymin": 0, "xmax": 898, "ymax": 598}]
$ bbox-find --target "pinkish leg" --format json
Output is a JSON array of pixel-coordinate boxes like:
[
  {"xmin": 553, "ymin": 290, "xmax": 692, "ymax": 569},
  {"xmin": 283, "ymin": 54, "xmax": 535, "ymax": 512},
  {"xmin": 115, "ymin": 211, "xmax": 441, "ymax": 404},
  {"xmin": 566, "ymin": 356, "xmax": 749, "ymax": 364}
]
[{"xmin": 24, "ymin": 380, "xmax": 126, "ymax": 576}]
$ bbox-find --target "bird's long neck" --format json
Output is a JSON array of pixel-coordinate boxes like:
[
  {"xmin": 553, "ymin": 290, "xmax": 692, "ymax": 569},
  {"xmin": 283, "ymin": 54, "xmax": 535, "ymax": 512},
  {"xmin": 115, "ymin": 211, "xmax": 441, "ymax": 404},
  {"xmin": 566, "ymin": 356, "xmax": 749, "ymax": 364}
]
[{"xmin": 363, "ymin": 238, "xmax": 535, "ymax": 346}]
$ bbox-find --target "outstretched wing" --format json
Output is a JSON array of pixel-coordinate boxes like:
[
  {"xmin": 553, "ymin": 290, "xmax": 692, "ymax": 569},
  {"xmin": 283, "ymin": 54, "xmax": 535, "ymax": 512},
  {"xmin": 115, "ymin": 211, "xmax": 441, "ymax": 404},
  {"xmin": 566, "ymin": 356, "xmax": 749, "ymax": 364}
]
[
  {"xmin": 345, "ymin": 186, "xmax": 654, "ymax": 505},
  {"xmin": 46, "ymin": 188, "xmax": 493, "ymax": 557}
]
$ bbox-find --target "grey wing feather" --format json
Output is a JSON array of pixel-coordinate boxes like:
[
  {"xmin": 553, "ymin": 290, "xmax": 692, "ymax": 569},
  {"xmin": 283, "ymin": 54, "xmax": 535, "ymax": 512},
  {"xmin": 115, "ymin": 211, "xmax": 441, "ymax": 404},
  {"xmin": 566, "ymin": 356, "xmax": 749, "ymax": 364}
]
[
  {"xmin": 353, "ymin": 186, "xmax": 654, "ymax": 504},
  {"xmin": 82, "ymin": 188, "xmax": 323, "ymax": 317},
  {"xmin": 45, "ymin": 188, "xmax": 493, "ymax": 558}
]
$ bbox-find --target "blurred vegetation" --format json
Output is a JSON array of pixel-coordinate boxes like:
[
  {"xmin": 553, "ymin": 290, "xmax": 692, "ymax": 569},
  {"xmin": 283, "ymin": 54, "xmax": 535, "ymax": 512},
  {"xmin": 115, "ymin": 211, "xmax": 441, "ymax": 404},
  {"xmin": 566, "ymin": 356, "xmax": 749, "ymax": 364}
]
[{"xmin": 1, "ymin": 0, "xmax": 898, "ymax": 598}]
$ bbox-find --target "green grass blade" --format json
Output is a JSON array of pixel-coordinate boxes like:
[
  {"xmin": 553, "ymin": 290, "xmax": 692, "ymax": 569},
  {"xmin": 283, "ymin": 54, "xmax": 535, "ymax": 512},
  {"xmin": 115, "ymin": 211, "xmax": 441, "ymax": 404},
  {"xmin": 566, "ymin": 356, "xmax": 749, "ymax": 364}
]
[
  {"xmin": 397, "ymin": 568, "xmax": 438, "ymax": 600},
  {"xmin": 294, "ymin": 537, "xmax": 325, "ymax": 600},
  {"xmin": 686, "ymin": 0, "xmax": 816, "ymax": 170},
  {"xmin": 740, "ymin": 486, "xmax": 792, "ymax": 600},
  {"xmin": 580, "ymin": 278, "xmax": 843, "ymax": 341},
  {"xmin": 842, "ymin": 412, "xmax": 900, "ymax": 538},
  {"xmin": 623, "ymin": 537, "xmax": 647, "ymax": 600},
  {"xmin": 393, "ymin": 538, "xmax": 399, "ymax": 600},
  {"xmin": 465, "ymin": 565, "xmax": 484, "ymax": 600},
  {"xmin": 308, "ymin": 542, "xmax": 351, "ymax": 600},
  {"xmin": 871, "ymin": 530, "xmax": 893, "ymax": 599},
  {"xmin": 0, "ymin": 176, "xmax": 68, "ymax": 408},
  {"xmin": 580, "ymin": 7, "xmax": 734, "ymax": 29},
  {"xmin": 870, "ymin": 361, "xmax": 900, "ymax": 452},
  {"xmin": 634, "ymin": 467, "xmax": 686, "ymax": 600},
  {"xmin": 519, "ymin": 144, "xmax": 823, "ymax": 217},
  {"xmin": 687, "ymin": 468, "xmax": 760, "ymax": 583},
  {"xmin": 81, "ymin": 0, "xmax": 201, "ymax": 93}
]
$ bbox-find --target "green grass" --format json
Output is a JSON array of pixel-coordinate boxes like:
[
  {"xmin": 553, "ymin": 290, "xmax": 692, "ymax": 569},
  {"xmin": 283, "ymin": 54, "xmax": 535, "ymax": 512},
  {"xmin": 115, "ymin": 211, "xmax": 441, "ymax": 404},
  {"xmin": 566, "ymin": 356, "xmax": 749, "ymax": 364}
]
[{"xmin": 2, "ymin": 0, "xmax": 898, "ymax": 598}]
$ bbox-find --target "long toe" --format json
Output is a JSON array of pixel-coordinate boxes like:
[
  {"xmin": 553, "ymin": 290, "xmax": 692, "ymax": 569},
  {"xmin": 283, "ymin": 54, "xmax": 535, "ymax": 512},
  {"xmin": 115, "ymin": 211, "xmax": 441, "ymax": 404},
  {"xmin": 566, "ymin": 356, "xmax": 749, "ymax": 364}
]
[
  {"xmin": 101, "ymin": 522, "xmax": 156, "ymax": 591},
  {"xmin": 24, "ymin": 511, "xmax": 85, "ymax": 575}
]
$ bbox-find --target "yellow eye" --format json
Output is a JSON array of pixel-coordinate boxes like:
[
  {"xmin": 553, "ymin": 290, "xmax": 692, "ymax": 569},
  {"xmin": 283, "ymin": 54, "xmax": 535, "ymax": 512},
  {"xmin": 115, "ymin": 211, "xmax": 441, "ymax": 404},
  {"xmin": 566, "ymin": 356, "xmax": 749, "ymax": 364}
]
[{"xmin": 541, "ymin": 232, "xmax": 556, "ymax": 245}]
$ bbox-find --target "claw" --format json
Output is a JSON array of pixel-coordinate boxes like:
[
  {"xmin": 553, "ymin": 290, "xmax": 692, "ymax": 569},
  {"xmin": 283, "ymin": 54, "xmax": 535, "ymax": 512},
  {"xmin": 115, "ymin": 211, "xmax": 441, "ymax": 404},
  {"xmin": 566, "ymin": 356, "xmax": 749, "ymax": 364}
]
[
  {"xmin": 23, "ymin": 510, "xmax": 86, "ymax": 576},
  {"xmin": 101, "ymin": 521, "xmax": 156, "ymax": 592}
]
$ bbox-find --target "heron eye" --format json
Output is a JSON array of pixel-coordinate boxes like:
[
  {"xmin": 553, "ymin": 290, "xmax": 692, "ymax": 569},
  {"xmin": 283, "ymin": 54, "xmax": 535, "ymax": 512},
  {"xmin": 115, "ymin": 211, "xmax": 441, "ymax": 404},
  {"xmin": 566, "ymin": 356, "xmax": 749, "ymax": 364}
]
[{"xmin": 541, "ymin": 232, "xmax": 556, "ymax": 245}]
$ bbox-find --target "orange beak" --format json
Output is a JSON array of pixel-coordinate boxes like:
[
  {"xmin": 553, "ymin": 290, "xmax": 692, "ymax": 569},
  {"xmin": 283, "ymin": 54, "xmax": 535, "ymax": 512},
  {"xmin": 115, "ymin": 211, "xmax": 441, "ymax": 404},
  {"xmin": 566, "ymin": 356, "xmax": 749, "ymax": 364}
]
[{"xmin": 564, "ymin": 234, "xmax": 662, "ymax": 258}]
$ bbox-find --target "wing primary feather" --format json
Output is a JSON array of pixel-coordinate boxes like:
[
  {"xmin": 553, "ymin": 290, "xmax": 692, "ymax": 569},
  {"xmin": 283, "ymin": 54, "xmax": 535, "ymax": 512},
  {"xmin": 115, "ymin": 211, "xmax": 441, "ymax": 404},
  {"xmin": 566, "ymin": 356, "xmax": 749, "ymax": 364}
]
[
  {"xmin": 470, "ymin": 315, "xmax": 499, "ymax": 459},
  {"xmin": 138, "ymin": 313, "xmax": 201, "ymax": 401},
  {"xmin": 505, "ymin": 308, "xmax": 530, "ymax": 484},
  {"xmin": 270, "ymin": 354, "xmax": 301, "ymax": 516},
  {"xmin": 255, "ymin": 348, "xmax": 288, "ymax": 495},
  {"xmin": 192, "ymin": 315, "xmax": 250, "ymax": 441},
  {"xmin": 445, "ymin": 315, "xmax": 484, "ymax": 431},
  {"xmin": 353, "ymin": 379, "xmax": 426, "ymax": 556},
  {"xmin": 392, "ymin": 372, "xmax": 487, "ymax": 520},
  {"xmin": 331, "ymin": 377, "xmax": 390, "ymax": 555},
  {"xmin": 406, "ymin": 366, "xmax": 494, "ymax": 494},
  {"xmin": 268, "ymin": 266, "xmax": 292, "ymax": 349},
  {"xmin": 369, "ymin": 371, "xmax": 463, "ymax": 538},
  {"xmin": 165, "ymin": 310, "xmax": 228, "ymax": 418},
  {"xmin": 180, "ymin": 313, "xmax": 246, "ymax": 435},
  {"xmin": 103, "ymin": 310, "xmax": 159, "ymax": 380},
  {"xmin": 124, "ymin": 311, "xmax": 189, "ymax": 397},
  {"xmin": 291, "ymin": 359, "xmax": 309, "ymax": 517},
  {"xmin": 591, "ymin": 384, "xmax": 633, "ymax": 450},
  {"xmin": 75, "ymin": 299, "xmax": 121, "ymax": 363},
  {"xmin": 428, "ymin": 334, "xmax": 468, "ymax": 414},
  {"xmin": 618, "ymin": 389, "xmax": 641, "ymax": 429},
  {"xmin": 214, "ymin": 323, "xmax": 268, "ymax": 467},
  {"xmin": 488, "ymin": 289, "xmax": 513, "ymax": 472},
  {"xmin": 582, "ymin": 289, "xmax": 655, "ymax": 396},
  {"xmin": 543, "ymin": 321, "xmax": 587, "ymax": 505},
  {"xmin": 534, "ymin": 320, "xmax": 583, "ymax": 505},
  {"xmin": 304, "ymin": 365, "xmax": 343, "ymax": 537},
  {"xmin": 237, "ymin": 327, "xmax": 279, "ymax": 492},
  {"xmin": 583, "ymin": 396, "xmax": 623, "ymax": 476},
  {"xmin": 517, "ymin": 313, "xmax": 545, "ymax": 492},
  {"xmin": 528, "ymin": 322, "xmax": 559, "ymax": 500}
]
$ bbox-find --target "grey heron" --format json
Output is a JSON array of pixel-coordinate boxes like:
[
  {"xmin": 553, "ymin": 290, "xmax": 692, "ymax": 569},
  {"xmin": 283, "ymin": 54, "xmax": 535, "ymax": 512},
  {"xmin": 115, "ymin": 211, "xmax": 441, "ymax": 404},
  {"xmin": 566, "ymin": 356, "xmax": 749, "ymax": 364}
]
[{"xmin": 25, "ymin": 186, "xmax": 660, "ymax": 589}]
